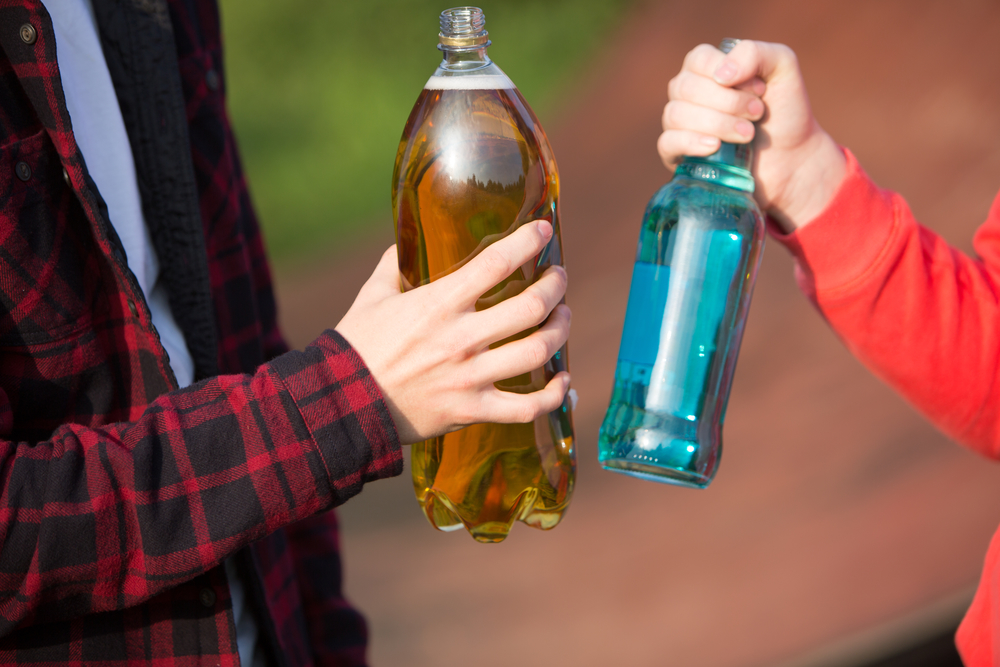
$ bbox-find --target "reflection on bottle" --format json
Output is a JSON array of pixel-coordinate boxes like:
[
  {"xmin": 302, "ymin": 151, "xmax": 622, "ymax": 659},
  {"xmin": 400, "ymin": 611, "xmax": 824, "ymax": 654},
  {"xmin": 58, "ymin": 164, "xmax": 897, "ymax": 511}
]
[
  {"xmin": 393, "ymin": 7, "xmax": 575, "ymax": 542},
  {"xmin": 598, "ymin": 149, "xmax": 764, "ymax": 488}
]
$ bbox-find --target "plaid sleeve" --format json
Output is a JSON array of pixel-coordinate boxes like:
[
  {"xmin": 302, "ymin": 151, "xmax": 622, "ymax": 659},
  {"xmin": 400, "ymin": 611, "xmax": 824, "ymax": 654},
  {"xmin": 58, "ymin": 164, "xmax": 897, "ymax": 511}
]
[{"xmin": 0, "ymin": 329, "xmax": 401, "ymax": 633}]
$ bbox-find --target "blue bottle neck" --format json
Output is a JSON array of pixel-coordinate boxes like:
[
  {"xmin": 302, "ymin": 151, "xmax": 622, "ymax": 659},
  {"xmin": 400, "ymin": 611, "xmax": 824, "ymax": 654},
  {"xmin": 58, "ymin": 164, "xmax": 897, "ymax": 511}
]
[{"xmin": 676, "ymin": 142, "xmax": 755, "ymax": 193}]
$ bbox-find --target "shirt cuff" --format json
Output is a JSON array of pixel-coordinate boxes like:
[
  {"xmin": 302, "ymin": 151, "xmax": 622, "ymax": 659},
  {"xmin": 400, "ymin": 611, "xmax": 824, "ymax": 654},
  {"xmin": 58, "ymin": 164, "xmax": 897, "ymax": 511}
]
[
  {"xmin": 768, "ymin": 148, "xmax": 899, "ymax": 301},
  {"xmin": 270, "ymin": 329, "xmax": 403, "ymax": 507}
]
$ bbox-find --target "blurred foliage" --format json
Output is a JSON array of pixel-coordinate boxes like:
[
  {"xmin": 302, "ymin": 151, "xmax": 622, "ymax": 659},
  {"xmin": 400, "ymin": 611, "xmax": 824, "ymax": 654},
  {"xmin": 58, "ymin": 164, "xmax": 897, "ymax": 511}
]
[{"xmin": 218, "ymin": 0, "xmax": 633, "ymax": 263}]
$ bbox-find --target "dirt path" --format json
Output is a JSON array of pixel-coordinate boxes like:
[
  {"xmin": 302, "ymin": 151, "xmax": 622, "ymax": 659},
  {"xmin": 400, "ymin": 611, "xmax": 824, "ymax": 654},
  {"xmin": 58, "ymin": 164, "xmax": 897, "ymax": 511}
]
[{"xmin": 274, "ymin": 2, "xmax": 1000, "ymax": 665}]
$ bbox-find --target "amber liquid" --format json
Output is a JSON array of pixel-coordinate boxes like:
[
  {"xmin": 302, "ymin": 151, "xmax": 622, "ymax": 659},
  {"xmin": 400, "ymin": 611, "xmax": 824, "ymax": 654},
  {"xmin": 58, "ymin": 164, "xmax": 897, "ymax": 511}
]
[{"xmin": 392, "ymin": 79, "xmax": 575, "ymax": 543}]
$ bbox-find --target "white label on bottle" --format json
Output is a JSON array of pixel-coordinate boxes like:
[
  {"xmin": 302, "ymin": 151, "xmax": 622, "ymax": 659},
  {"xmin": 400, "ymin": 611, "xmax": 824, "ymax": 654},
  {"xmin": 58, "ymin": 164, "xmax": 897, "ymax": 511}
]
[{"xmin": 425, "ymin": 73, "xmax": 515, "ymax": 90}]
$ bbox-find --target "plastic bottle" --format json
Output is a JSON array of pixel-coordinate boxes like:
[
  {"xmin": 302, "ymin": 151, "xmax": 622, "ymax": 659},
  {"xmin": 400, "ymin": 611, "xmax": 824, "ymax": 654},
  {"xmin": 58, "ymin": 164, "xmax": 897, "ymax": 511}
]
[
  {"xmin": 597, "ymin": 39, "xmax": 765, "ymax": 488},
  {"xmin": 392, "ymin": 7, "xmax": 575, "ymax": 542}
]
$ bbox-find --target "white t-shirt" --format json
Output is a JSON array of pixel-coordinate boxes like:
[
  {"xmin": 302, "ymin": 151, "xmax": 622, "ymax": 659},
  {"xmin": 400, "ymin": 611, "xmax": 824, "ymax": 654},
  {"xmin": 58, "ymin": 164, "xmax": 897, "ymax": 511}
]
[{"xmin": 43, "ymin": 2, "xmax": 260, "ymax": 665}]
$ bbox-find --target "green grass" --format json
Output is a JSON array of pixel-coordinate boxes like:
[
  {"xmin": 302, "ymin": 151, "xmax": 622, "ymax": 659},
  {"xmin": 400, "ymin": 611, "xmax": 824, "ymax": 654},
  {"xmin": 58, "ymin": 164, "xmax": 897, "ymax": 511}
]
[{"xmin": 218, "ymin": 0, "xmax": 633, "ymax": 264}]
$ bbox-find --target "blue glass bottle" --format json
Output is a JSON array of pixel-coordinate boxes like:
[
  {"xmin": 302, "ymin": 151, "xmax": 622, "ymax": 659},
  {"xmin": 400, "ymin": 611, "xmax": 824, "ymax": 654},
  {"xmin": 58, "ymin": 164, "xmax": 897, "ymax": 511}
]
[{"xmin": 597, "ymin": 55, "xmax": 765, "ymax": 487}]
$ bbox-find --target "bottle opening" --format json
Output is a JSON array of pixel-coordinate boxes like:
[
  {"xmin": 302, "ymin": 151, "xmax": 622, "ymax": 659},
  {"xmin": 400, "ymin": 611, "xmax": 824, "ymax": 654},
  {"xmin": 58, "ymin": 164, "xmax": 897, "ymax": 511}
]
[{"xmin": 439, "ymin": 6, "xmax": 490, "ymax": 50}]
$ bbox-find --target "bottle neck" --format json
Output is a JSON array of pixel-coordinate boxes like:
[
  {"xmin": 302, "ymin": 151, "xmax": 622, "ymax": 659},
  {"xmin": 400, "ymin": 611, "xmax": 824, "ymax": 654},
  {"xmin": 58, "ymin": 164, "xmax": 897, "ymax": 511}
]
[
  {"xmin": 678, "ymin": 142, "xmax": 755, "ymax": 193},
  {"xmin": 439, "ymin": 45, "xmax": 492, "ymax": 71},
  {"xmin": 437, "ymin": 6, "xmax": 492, "ymax": 71}
]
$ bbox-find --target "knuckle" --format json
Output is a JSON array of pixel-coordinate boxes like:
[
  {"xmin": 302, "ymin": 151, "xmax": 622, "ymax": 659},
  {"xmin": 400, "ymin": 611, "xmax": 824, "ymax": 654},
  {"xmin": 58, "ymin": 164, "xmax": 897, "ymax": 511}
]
[
  {"xmin": 516, "ymin": 402, "xmax": 540, "ymax": 424},
  {"xmin": 522, "ymin": 291, "xmax": 548, "ymax": 323},
  {"xmin": 452, "ymin": 354, "xmax": 478, "ymax": 387},
  {"xmin": 438, "ymin": 329, "xmax": 474, "ymax": 366},
  {"xmin": 675, "ymin": 71, "xmax": 697, "ymax": 102},
  {"xmin": 480, "ymin": 246, "xmax": 513, "ymax": 280},
  {"xmin": 656, "ymin": 133, "xmax": 682, "ymax": 169},
  {"xmin": 662, "ymin": 101, "xmax": 681, "ymax": 129},
  {"xmin": 525, "ymin": 338, "xmax": 550, "ymax": 369},
  {"xmin": 685, "ymin": 43, "xmax": 715, "ymax": 70},
  {"xmin": 656, "ymin": 130, "xmax": 676, "ymax": 155},
  {"xmin": 666, "ymin": 75, "xmax": 680, "ymax": 102},
  {"xmin": 453, "ymin": 375, "xmax": 474, "ymax": 395},
  {"xmin": 780, "ymin": 44, "xmax": 798, "ymax": 67}
]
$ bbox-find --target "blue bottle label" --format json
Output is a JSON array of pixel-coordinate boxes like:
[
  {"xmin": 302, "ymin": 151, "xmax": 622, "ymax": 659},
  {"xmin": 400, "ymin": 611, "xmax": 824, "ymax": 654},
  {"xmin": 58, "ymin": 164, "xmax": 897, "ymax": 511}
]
[{"xmin": 619, "ymin": 261, "xmax": 670, "ymax": 369}]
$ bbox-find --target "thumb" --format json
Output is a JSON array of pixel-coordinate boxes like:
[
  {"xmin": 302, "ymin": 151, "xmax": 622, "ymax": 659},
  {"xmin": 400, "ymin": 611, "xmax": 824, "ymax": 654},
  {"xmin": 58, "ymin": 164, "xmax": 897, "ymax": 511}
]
[
  {"xmin": 357, "ymin": 245, "xmax": 403, "ymax": 302},
  {"xmin": 713, "ymin": 40, "xmax": 796, "ymax": 87}
]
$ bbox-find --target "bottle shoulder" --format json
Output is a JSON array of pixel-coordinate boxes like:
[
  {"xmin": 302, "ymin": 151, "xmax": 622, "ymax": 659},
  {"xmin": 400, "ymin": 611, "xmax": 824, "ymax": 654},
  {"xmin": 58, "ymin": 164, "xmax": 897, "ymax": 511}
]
[
  {"xmin": 653, "ymin": 176, "xmax": 760, "ymax": 210},
  {"xmin": 429, "ymin": 60, "xmax": 510, "ymax": 81},
  {"xmin": 399, "ymin": 77, "xmax": 557, "ymax": 177},
  {"xmin": 645, "ymin": 177, "xmax": 764, "ymax": 234}
]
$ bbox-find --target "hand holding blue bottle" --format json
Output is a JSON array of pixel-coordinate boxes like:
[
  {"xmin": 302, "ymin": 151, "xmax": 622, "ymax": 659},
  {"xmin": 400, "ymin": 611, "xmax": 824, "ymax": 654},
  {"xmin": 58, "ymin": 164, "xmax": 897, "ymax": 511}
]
[{"xmin": 657, "ymin": 40, "xmax": 846, "ymax": 232}]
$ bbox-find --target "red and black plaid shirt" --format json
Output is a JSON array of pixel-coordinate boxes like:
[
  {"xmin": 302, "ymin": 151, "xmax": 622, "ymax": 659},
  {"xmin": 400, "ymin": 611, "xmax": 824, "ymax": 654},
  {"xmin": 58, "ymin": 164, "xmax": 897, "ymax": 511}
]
[{"xmin": 0, "ymin": 0, "xmax": 402, "ymax": 664}]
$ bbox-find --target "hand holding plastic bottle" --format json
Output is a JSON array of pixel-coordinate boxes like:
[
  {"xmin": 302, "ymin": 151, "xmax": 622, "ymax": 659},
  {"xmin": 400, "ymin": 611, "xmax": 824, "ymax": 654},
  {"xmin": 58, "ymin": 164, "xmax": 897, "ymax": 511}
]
[
  {"xmin": 657, "ymin": 40, "xmax": 846, "ymax": 232},
  {"xmin": 335, "ymin": 220, "xmax": 571, "ymax": 445}
]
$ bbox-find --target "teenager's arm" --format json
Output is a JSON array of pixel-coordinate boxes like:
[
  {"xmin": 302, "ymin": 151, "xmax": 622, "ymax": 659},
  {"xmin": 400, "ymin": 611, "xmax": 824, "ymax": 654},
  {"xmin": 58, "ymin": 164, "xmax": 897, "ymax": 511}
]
[
  {"xmin": 777, "ymin": 151, "xmax": 1000, "ymax": 455},
  {"xmin": 659, "ymin": 40, "xmax": 1000, "ymax": 457}
]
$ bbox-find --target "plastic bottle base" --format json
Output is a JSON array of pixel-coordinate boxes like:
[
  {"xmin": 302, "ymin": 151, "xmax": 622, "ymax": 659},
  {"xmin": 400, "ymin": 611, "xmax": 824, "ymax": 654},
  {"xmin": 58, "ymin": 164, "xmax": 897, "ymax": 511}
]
[
  {"xmin": 600, "ymin": 457, "xmax": 711, "ymax": 489},
  {"xmin": 419, "ymin": 489, "xmax": 570, "ymax": 543}
]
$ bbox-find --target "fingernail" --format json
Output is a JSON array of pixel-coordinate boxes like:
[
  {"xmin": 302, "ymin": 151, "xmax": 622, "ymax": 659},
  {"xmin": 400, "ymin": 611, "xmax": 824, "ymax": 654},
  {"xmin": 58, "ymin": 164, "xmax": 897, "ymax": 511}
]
[
  {"xmin": 714, "ymin": 60, "xmax": 737, "ymax": 84},
  {"xmin": 747, "ymin": 98, "xmax": 764, "ymax": 117},
  {"xmin": 699, "ymin": 135, "xmax": 720, "ymax": 148},
  {"xmin": 535, "ymin": 219, "xmax": 553, "ymax": 240},
  {"xmin": 736, "ymin": 120, "xmax": 754, "ymax": 137}
]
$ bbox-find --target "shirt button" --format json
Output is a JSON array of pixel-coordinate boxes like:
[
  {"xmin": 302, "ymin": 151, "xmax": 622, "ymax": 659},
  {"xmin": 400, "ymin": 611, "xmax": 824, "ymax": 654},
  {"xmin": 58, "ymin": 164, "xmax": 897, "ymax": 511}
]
[
  {"xmin": 19, "ymin": 23, "xmax": 37, "ymax": 45},
  {"xmin": 127, "ymin": 299, "xmax": 138, "ymax": 317},
  {"xmin": 199, "ymin": 587, "xmax": 217, "ymax": 608},
  {"xmin": 205, "ymin": 69, "xmax": 220, "ymax": 92},
  {"xmin": 62, "ymin": 167, "xmax": 70, "ymax": 186},
  {"xmin": 15, "ymin": 162, "xmax": 31, "ymax": 181}
]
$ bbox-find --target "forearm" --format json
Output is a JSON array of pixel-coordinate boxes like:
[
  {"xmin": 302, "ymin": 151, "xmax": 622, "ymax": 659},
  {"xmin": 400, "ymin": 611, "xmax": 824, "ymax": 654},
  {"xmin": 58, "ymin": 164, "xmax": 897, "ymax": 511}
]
[
  {"xmin": 775, "ymin": 149, "xmax": 1000, "ymax": 455},
  {"xmin": 0, "ymin": 330, "xmax": 401, "ymax": 632},
  {"xmin": 764, "ymin": 126, "xmax": 847, "ymax": 233}
]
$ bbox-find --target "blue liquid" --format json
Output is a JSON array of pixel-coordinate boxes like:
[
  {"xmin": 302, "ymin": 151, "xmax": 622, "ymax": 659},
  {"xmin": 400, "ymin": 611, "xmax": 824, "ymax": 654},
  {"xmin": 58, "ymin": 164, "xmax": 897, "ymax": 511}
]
[{"xmin": 599, "ymin": 196, "xmax": 759, "ymax": 488}]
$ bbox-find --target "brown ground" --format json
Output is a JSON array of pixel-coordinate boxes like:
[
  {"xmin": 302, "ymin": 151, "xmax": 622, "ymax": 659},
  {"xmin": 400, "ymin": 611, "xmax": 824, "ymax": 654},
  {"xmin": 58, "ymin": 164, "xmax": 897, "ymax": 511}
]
[{"xmin": 273, "ymin": 1, "xmax": 1000, "ymax": 665}]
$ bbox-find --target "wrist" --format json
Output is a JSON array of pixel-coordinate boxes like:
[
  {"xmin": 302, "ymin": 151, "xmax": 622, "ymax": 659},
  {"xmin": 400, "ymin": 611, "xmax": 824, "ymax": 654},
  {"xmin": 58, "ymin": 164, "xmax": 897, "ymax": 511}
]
[{"xmin": 766, "ymin": 130, "xmax": 847, "ymax": 233}]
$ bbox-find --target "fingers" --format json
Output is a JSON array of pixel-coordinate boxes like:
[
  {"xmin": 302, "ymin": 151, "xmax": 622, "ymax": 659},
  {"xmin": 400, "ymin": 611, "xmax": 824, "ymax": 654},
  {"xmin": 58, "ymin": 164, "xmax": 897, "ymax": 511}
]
[
  {"xmin": 442, "ymin": 220, "xmax": 553, "ymax": 307},
  {"xmin": 667, "ymin": 70, "xmax": 764, "ymax": 125},
  {"xmin": 681, "ymin": 43, "xmax": 728, "ymax": 80},
  {"xmin": 478, "ymin": 372, "xmax": 571, "ymax": 424},
  {"xmin": 713, "ymin": 40, "xmax": 798, "ymax": 88},
  {"xmin": 475, "ymin": 304, "xmax": 570, "ymax": 382},
  {"xmin": 656, "ymin": 129, "xmax": 720, "ymax": 169},
  {"xmin": 658, "ymin": 42, "xmax": 774, "ymax": 170},
  {"xmin": 471, "ymin": 265, "xmax": 567, "ymax": 345},
  {"xmin": 662, "ymin": 99, "xmax": 756, "ymax": 145}
]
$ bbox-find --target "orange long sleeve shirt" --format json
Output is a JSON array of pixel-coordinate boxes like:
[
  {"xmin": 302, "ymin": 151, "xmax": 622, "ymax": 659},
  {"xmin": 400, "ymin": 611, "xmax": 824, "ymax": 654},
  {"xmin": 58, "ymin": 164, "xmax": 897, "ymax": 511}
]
[{"xmin": 773, "ymin": 149, "xmax": 1000, "ymax": 665}]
